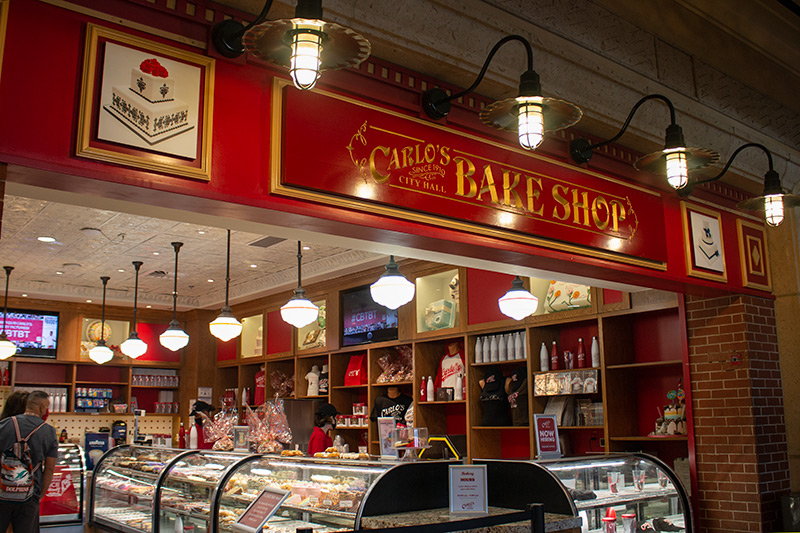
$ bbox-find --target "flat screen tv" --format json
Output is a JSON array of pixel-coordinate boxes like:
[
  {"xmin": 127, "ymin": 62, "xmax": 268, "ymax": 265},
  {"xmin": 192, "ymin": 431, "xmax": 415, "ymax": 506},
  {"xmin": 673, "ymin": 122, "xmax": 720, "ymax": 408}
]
[
  {"xmin": 0, "ymin": 308, "xmax": 59, "ymax": 358},
  {"xmin": 341, "ymin": 285, "xmax": 398, "ymax": 347}
]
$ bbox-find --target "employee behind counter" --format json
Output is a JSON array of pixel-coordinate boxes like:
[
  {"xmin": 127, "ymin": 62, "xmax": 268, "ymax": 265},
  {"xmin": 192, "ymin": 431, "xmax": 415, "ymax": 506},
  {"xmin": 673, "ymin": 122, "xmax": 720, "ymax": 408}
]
[{"xmin": 190, "ymin": 401, "xmax": 216, "ymax": 450}]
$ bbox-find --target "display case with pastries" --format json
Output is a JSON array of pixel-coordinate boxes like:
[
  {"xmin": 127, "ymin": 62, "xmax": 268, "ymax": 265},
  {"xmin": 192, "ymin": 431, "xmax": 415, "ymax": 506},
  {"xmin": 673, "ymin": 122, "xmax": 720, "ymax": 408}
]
[
  {"xmin": 533, "ymin": 453, "xmax": 693, "ymax": 532},
  {"xmin": 89, "ymin": 445, "xmax": 185, "ymax": 533},
  {"xmin": 41, "ymin": 443, "xmax": 86, "ymax": 529},
  {"xmin": 216, "ymin": 455, "xmax": 393, "ymax": 532}
]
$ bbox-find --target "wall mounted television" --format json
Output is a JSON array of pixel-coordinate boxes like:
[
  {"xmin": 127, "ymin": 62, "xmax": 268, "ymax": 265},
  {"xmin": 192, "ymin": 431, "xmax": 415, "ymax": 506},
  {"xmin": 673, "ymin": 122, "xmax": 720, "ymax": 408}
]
[
  {"xmin": 341, "ymin": 285, "xmax": 398, "ymax": 347},
  {"xmin": 0, "ymin": 308, "xmax": 60, "ymax": 358}
]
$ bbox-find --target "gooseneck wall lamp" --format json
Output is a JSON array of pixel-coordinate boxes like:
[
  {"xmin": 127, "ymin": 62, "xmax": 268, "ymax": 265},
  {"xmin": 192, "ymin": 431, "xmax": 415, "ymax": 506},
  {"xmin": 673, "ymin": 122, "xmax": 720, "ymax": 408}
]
[
  {"xmin": 159, "ymin": 242, "xmax": 190, "ymax": 351},
  {"xmin": 120, "ymin": 261, "xmax": 148, "ymax": 359},
  {"xmin": 570, "ymin": 94, "xmax": 718, "ymax": 189},
  {"xmin": 210, "ymin": 230, "xmax": 244, "ymax": 342},
  {"xmin": 370, "ymin": 256, "xmax": 415, "ymax": 310},
  {"xmin": 498, "ymin": 275, "xmax": 539, "ymax": 321},
  {"xmin": 89, "ymin": 276, "xmax": 114, "ymax": 365},
  {"xmin": 281, "ymin": 241, "xmax": 320, "ymax": 328},
  {"xmin": 212, "ymin": 0, "xmax": 370, "ymax": 91},
  {"xmin": 682, "ymin": 143, "xmax": 800, "ymax": 227},
  {"xmin": 422, "ymin": 35, "xmax": 581, "ymax": 151},
  {"xmin": 0, "ymin": 267, "xmax": 17, "ymax": 360}
]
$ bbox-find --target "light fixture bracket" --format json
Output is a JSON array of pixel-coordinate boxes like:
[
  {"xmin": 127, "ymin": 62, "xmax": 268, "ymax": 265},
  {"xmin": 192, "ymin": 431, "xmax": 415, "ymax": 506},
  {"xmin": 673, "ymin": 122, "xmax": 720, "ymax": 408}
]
[{"xmin": 211, "ymin": 0, "xmax": 275, "ymax": 58}]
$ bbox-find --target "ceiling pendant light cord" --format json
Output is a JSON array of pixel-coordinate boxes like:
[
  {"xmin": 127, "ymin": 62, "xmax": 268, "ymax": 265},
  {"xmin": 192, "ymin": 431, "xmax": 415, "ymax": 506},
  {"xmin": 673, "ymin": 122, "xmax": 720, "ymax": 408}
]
[
  {"xmin": 296, "ymin": 241, "xmax": 303, "ymax": 290},
  {"xmin": 2, "ymin": 266, "xmax": 12, "ymax": 334},
  {"xmin": 99, "ymin": 276, "xmax": 110, "ymax": 342},
  {"xmin": 171, "ymin": 242, "xmax": 182, "ymax": 321},
  {"xmin": 225, "ymin": 230, "xmax": 232, "ymax": 308},
  {"xmin": 131, "ymin": 261, "xmax": 142, "ymax": 329}
]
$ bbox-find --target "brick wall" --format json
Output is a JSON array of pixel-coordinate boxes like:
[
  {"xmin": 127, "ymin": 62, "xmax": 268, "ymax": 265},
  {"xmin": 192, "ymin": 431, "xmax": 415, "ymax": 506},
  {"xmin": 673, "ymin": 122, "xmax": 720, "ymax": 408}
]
[{"xmin": 686, "ymin": 294, "xmax": 789, "ymax": 532}]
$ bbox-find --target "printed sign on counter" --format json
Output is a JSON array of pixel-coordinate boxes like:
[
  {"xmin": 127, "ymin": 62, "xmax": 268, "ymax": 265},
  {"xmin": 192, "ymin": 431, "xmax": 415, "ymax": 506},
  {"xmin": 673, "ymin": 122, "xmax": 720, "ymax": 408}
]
[
  {"xmin": 378, "ymin": 417, "xmax": 398, "ymax": 459},
  {"xmin": 232, "ymin": 486, "xmax": 289, "ymax": 533},
  {"xmin": 448, "ymin": 465, "xmax": 488, "ymax": 515},
  {"xmin": 534, "ymin": 414, "xmax": 562, "ymax": 459}
]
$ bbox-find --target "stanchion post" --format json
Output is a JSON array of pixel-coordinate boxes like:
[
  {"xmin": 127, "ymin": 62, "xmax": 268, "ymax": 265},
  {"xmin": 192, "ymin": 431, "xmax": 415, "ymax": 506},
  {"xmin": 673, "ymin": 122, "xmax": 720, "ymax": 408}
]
[{"xmin": 527, "ymin": 503, "xmax": 545, "ymax": 533}]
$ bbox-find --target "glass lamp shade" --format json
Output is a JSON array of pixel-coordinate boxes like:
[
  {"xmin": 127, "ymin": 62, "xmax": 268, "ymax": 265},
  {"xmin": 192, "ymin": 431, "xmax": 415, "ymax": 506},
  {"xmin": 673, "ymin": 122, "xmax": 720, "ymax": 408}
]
[
  {"xmin": 517, "ymin": 98, "xmax": 544, "ymax": 150},
  {"xmin": 0, "ymin": 333, "xmax": 16, "ymax": 360},
  {"xmin": 281, "ymin": 292, "xmax": 319, "ymax": 328},
  {"xmin": 290, "ymin": 20, "xmax": 324, "ymax": 90},
  {"xmin": 209, "ymin": 308, "xmax": 243, "ymax": 342},
  {"xmin": 498, "ymin": 277, "xmax": 539, "ymax": 321},
  {"xmin": 665, "ymin": 149, "xmax": 689, "ymax": 189},
  {"xmin": 89, "ymin": 342, "xmax": 114, "ymax": 365},
  {"xmin": 764, "ymin": 194, "xmax": 785, "ymax": 227},
  {"xmin": 120, "ymin": 332, "xmax": 148, "ymax": 359},
  {"xmin": 370, "ymin": 273, "xmax": 415, "ymax": 310},
  {"xmin": 159, "ymin": 320, "xmax": 189, "ymax": 351}
]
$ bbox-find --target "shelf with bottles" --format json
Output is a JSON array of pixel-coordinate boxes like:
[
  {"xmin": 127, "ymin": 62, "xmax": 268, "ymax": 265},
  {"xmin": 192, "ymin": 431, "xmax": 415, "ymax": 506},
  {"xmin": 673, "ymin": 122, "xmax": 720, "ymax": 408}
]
[
  {"xmin": 472, "ymin": 330, "xmax": 527, "ymax": 364},
  {"xmin": 130, "ymin": 369, "xmax": 179, "ymax": 388},
  {"xmin": 530, "ymin": 323, "xmax": 600, "ymax": 374}
]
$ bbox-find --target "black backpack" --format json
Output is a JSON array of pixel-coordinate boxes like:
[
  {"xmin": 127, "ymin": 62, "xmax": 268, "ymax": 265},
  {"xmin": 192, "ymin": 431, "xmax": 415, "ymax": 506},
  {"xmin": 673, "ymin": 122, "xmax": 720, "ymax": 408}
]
[{"xmin": 0, "ymin": 416, "xmax": 45, "ymax": 501}]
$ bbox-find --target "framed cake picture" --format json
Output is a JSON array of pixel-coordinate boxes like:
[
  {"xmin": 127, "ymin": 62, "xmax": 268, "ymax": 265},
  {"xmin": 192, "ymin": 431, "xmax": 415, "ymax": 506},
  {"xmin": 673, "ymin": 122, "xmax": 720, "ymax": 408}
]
[
  {"xmin": 681, "ymin": 201, "xmax": 727, "ymax": 283},
  {"xmin": 77, "ymin": 24, "xmax": 214, "ymax": 180}
]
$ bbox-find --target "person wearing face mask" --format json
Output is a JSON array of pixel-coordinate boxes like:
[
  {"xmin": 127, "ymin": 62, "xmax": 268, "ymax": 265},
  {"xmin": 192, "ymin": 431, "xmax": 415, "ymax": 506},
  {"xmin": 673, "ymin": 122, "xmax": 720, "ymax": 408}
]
[
  {"xmin": 308, "ymin": 403, "xmax": 339, "ymax": 456},
  {"xmin": 0, "ymin": 390, "xmax": 58, "ymax": 532}
]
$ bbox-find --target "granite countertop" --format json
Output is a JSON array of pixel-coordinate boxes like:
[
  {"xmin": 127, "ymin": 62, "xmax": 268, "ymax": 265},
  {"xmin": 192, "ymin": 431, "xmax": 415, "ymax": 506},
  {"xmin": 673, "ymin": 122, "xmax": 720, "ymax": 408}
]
[{"xmin": 360, "ymin": 506, "xmax": 583, "ymax": 532}]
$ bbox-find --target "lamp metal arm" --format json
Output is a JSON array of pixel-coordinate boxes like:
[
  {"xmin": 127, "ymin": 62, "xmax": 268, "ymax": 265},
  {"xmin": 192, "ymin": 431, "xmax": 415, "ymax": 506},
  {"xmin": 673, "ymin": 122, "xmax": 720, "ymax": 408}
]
[
  {"xmin": 296, "ymin": 241, "xmax": 303, "ymax": 289},
  {"xmin": 585, "ymin": 94, "xmax": 676, "ymax": 152},
  {"xmin": 687, "ymin": 142, "xmax": 774, "ymax": 190},
  {"xmin": 434, "ymin": 35, "xmax": 534, "ymax": 108}
]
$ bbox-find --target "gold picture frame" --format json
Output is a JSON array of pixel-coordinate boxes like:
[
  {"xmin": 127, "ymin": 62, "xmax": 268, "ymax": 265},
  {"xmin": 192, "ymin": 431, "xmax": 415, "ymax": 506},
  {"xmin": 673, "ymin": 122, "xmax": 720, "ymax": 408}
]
[
  {"xmin": 76, "ymin": 23, "xmax": 214, "ymax": 180},
  {"xmin": 0, "ymin": 0, "xmax": 9, "ymax": 86},
  {"xmin": 681, "ymin": 201, "xmax": 727, "ymax": 282},
  {"xmin": 736, "ymin": 219, "xmax": 771, "ymax": 291}
]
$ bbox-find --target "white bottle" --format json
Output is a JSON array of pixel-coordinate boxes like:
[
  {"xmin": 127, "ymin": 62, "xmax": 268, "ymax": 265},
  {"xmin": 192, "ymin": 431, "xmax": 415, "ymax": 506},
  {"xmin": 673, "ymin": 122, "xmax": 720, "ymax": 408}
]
[
  {"xmin": 522, "ymin": 330, "xmax": 529, "ymax": 358},
  {"xmin": 454, "ymin": 374, "xmax": 463, "ymax": 401},
  {"xmin": 60, "ymin": 392, "xmax": 67, "ymax": 412},
  {"xmin": 475, "ymin": 337, "xmax": 484, "ymax": 363},
  {"xmin": 174, "ymin": 515, "xmax": 184, "ymax": 533},
  {"xmin": 490, "ymin": 335, "xmax": 499, "ymax": 362},
  {"xmin": 498, "ymin": 334, "xmax": 508, "ymax": 361},
  {"xmin": 188, "ymin": 423, "xmax": 198, "ymax": 449},
  {"xmin": 591, "ymin": 336, "xmax": 601, "ymax": 368},
  {"xmin": 539, "ymin": 342, "xmax": 549, "ymax": 372},
  {"xmin": 426, "ymin": 376, "xmax": 434, "ymax": 402},
  {"xmin": 515, "ymin": 332, "xmax": 523, "ymax": 360}
]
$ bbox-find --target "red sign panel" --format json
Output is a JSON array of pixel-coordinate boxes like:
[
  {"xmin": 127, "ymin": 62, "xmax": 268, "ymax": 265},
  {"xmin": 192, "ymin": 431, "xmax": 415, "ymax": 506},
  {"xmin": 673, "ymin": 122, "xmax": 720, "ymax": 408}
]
[
  {"xmin": 40, "ymin": 464, "xmax": 79, "ymax": 517},
  {"xmin": 272, "ymin": 82, "xmax": 668, "ymax": 269},
  {"xmin": 535, "ymin": 415, "xmax": 560, "ymax": 454}
]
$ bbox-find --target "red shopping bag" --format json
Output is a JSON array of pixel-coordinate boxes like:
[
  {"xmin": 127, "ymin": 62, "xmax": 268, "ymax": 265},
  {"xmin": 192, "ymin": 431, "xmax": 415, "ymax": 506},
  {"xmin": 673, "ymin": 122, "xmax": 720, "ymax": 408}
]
[{"xmin": 344, "ymin": 353, "xmax": 368, "ymax": 386}]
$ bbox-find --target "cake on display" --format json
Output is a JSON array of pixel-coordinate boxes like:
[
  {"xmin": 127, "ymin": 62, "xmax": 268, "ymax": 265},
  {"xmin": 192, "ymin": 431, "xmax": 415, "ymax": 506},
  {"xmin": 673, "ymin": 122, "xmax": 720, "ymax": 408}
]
[{"xmin": 105, "ymin": 58, "xmax": 192, "ymax": 144}]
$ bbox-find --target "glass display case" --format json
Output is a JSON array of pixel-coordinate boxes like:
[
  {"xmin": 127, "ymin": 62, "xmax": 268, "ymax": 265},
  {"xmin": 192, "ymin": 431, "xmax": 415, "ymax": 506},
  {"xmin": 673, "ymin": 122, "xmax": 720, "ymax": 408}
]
[
  {"xmin": 90, "ymin": 445, "xmax": 184, "ymax": 533},
  {"xmin": 240, "ymin": 314, "xmax": 264, "ymax": 358},
  {"xmin": 217, "ymin": 455, "xmax": 393, "ymax": 531},
  {"xmin": 415, "ymin": 269, "xmax": 460, "ymax": 333},
  {"xmin": 41, "ymin": 444, "xmax": 86, "ymax": 531},
  {"xmin": 537, "ymin": 453, "xmax": 692, "ymax": 532}
]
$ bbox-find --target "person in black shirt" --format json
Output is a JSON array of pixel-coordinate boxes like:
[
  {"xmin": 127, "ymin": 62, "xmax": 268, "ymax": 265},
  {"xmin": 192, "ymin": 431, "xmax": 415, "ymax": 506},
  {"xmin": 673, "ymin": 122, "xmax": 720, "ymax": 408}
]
[{"xmin": 369, "ymin": 386, "xmax": 412, "ymax": 425}]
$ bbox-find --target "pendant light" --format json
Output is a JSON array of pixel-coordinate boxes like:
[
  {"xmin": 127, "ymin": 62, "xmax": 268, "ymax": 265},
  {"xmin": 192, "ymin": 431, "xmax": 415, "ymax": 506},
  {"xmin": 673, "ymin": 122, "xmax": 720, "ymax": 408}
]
[
  {"xmin": 159, "ymin": 242, "xmax": 189, "ymax": 351},
  {"xmin": 280, "ymin": 241, "xmax": 319, "ymax": 328},
  {"xmin": 0, "ymin": 266, "xmax": 18, "ymax": 360},
  {"xmin": 120, "ymin": 261, "xmax": 148, "ymax": 358},
  {"xmin": 498, "ymin": 276, "xmax": 538, "ymax": 321},
  {"xmin": 210, "ymin": 230, "xmax": 243, "ymax": 342},
  {"xmin": 370, "ymin": 256, "xmax": 415, "ymax": 310},
  {"xmin": 89, "ymin": 276, "xmax": 114, "ymax": 364}
]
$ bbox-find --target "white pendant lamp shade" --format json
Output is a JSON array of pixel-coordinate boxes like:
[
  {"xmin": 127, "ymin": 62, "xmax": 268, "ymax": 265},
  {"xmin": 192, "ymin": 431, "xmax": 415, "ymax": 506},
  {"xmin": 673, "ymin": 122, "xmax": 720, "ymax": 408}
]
[
  {"xmin": 121, "ymin": 261, "xmax": 148, "ymax": 359},
  {"xmin": 498, "ymin": 276, "xmax": 538, "ymax": 321},
  {"xmin": 281, "ymin": 241, "xmax": 319, "ymax": 328},
  {"xmin": 210, "ymin": 230, "xmax": 243, "ymax": 342},
  {"xmin": 210, "ymin": 308, "xmax": 243, "ymax": 342},
  {"xmin": 0, "ymin": 334, "xmax": 16, "ymax": 360},
  {"xmin": 160, "ymin": 320, "xmax": 190, "ymax": 351},
  {"xmin": 0, "ymin": 266, "xmax": 16, "ymax": 360},
  {"xmin": 370, "ymin": 256, "xmax": 415, "ymax": 310},
  {"xmin": 89, "ymin": 343, "xmax": 114, "ymax": 365},
  {"xmin": 281, "ymin": 289, "xmax": 319, "ymax": 329},
  {"xmin": 120, "ymin": 333, "xmax": 148, "ymax": 358},
  {"xmin": 160, "ymin": 242, "xmax": 189, "ymax": 351}
]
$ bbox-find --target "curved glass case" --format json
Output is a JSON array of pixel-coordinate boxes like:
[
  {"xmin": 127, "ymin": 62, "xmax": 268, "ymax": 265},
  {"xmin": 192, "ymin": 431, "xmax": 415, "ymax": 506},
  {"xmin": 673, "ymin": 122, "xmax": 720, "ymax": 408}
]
[
  {"xmin": 41, "ymin": 443, "xmax": 86, "ymax": 527},
  {"xmin": 537, "ymin": 453, "xmax": 692, "ymax": 532},
  {"xmin": 90, "ymin": 445, "xmax": 184, "ymax": 533}
]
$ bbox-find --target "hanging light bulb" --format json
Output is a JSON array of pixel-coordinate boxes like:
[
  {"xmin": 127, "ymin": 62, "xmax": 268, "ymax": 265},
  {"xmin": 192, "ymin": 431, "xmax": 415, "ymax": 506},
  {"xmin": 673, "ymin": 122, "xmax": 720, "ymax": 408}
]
[
  {"xmin": 664, "ymin": 148, "xmax": 689, "ymax": 189},
  {"xmin": 281, "ymin": 241, "xmax": 319, "ymax": 328},
  {"xmin": 370, "ymin": 256, "xmax": 415, "ymax": 310},
  {"xmin": 517, "ymin": 97, "xmax": 545, "ymax": 150},
  {"xmin": 763, "ymin": 194, "xmax": 784, "ymax": 227},
  {"xmin": 0, "ymin": 266, "xmax": 18, "ymax": 360},
  {"xmin": 121, "ymin": 261, "xmax": 148, "ymax": 358},
  {"xmin": 289, "ymin": 20, "xmax": 324, "ymax": 90},
  {"xmin": 498, "ymin": 276, "xmax": 538, "ymax": 321},
  {"xmin": 159, "ymin": 242, "xmax": 190, "ymax": 351},
  {"xmin": 89, "ymin": 276, "xmax": 114, "ymax": 364},
  {"xmin": 210, "ymin": 230, "xmax": 243, "ymax": 341}
]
